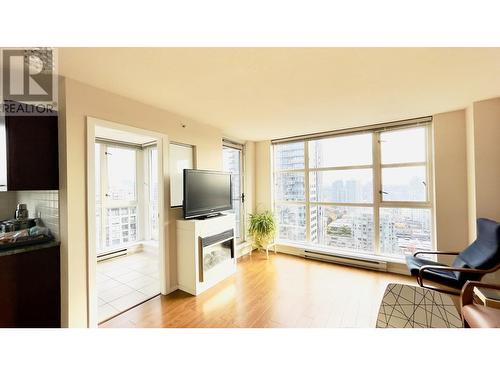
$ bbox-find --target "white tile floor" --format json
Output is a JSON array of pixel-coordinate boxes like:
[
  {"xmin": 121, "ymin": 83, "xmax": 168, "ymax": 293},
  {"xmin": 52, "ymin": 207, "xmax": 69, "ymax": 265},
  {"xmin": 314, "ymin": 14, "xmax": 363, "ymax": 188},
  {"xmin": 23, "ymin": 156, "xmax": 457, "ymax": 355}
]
[{"xmin": 97, "ymin": 247, "xmax": 160, "ymax": 323}]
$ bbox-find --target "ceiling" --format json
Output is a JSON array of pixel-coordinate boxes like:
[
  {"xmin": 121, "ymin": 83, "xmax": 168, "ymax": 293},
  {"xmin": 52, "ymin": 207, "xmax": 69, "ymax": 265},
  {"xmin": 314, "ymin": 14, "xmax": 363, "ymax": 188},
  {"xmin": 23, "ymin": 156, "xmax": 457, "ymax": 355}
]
[{"xmin": 59, "ymin": 48, "xmax": 500, "ymax": 141}]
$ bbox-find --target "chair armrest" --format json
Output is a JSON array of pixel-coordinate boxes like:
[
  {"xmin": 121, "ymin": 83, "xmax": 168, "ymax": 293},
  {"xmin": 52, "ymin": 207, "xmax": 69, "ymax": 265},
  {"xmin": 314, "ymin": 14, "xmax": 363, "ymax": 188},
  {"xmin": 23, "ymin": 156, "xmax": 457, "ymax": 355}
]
[
  {"xmin": 419, "ymin": 265, "xmax": 489, "ymax": 274},
  {"xmin": 418, "ymin": 264, "xmax": 500, "ymax": 288},
  {"xmin": 460, "ymin": 281, "xmax": 500, "ymax": 309},
  {"xmin": 413, "ymin": 251, "xmax": 460, "ymax": 258},
  {"xmin": 418, "ymin": 265, "xmax": 488, "ymax": 289},
  {"xmin": 420, "ymin": 262, "xmax": 500, "ymax": 274}
]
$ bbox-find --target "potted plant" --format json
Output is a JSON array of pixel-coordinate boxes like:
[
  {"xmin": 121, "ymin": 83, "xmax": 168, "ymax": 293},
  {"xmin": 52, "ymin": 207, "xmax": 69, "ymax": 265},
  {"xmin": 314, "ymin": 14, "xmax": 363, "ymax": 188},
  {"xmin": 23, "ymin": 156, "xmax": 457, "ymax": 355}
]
[{"xmin": 248, "ymin": 211, "xmax": 276, "ymax": 258}]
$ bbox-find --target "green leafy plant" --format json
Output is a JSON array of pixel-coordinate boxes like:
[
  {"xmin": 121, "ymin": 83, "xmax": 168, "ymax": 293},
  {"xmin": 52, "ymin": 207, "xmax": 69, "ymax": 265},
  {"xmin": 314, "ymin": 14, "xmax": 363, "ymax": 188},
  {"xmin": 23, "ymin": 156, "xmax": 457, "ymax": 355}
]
[{"xmin": 248, "ymin": 211, "xmax": 276, "ymax": 248}]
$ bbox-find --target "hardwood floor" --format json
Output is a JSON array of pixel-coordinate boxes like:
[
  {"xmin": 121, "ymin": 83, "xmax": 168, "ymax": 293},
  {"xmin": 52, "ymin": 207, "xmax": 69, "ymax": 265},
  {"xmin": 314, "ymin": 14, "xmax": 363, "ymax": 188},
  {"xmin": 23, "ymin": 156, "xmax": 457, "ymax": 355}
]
[{"xmin": 100, "ymin": 251, "xmax": 417, "ymax": 328}]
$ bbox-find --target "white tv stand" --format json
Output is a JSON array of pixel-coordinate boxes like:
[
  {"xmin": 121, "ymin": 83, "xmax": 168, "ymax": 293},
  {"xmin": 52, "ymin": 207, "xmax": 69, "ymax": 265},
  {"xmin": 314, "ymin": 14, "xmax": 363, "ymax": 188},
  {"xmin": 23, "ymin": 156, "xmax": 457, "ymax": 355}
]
[{"xmin": 176, "ymin": 213, "xmax": 237, "ymax": 295}]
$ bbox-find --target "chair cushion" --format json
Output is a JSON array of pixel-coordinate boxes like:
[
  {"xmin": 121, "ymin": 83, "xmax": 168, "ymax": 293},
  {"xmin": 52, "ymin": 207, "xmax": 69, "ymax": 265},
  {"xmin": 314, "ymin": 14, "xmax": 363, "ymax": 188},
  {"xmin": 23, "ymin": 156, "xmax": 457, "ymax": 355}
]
[
  {"xmin": 452, "ymin": 218, "xmax": 500, "ymax": 284},
  {"xmin": 405, "ymin": 255, "xmax": 463, "ymax": 289},
  {"xmin": 406, "ymin": 255, "xmax": 445, "ymax": 275},
  {"xmin": 462, "ymin": 304, "xmax": 500, "ymax": 328},
  {"xmin": 454, "ymin": 218, "xmax": 500, "ymax": 269}
]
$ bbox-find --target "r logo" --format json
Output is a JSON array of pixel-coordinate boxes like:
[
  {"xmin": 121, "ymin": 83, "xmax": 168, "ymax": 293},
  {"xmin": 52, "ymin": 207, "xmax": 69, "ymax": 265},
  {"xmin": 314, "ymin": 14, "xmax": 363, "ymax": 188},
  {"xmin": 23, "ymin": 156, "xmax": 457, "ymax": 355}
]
[{"xmin": 2, "ymin": 48, "xmax": 55, "ymax": 102}]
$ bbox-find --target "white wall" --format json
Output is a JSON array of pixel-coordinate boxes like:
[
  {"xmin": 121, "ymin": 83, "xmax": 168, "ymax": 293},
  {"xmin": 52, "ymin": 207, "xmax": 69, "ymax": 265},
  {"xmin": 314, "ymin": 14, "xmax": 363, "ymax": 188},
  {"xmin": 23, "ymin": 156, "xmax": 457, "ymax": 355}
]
[
  {"xmin": 59, "ymin": 77, "xmax": 241, "ymax": 327},
  {"xmin": 471, "ymin": 97, "xmax": 500, "ymax": 224},
  {"xmin": 432, "ymin": 110, "xmax": 469, "ymax": 264},
  {"xmin": 467, "ymin": 97, "xmax": 500, "ymax": 283},
  {"xmin": 465, "ymin": 105, "xmax": 477, "ymax": 240}
]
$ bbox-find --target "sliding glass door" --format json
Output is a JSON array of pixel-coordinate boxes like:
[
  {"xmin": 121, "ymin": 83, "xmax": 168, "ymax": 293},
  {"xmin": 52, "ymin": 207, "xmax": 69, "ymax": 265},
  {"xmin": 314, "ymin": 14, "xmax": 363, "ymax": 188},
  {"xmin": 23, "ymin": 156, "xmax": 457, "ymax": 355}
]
[{"xmin": 223, "ymin": 142, "xmax": 244, "ymax": 242}]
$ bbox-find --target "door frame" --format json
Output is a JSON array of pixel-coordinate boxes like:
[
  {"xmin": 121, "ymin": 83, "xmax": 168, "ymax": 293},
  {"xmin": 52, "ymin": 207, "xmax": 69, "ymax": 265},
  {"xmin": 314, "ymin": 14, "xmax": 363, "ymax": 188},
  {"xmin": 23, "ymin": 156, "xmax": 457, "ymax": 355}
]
[{"xmin": 86, "ymin": 116, "xmax": 170, "ymax": 328}]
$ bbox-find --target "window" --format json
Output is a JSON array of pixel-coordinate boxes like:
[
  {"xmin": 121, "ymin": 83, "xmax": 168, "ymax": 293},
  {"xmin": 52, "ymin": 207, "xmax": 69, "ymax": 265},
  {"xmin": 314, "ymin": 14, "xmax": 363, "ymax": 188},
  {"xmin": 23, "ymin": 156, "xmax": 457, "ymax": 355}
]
[
  {"xmin": 106, "ymin": 146, "xmax": 137, "ymax": 201},
  {"xmin": 223, "ymin": 142, "xmax": 244, "ymax": 241},
  {"xmin": 273, "ymin": 142, "xmax": 306, "ymax": 242},
  {"xmin": 276, "ymin": 204, "xmax": 306, "ymax": 242},
  {"xmin": 147, "ymin": 146, "xmax": 159, "ymax": 241},
  {"xmin": 95, "ymin": 143, "xmax": 140, "ymax": 255},
  {"xmin": 95, "ymin": 143, "xmax": 102, "ymax": 251},
  {"xmin": 169, "ymin": 143, "xmax": 194, "ymax": 207},
  {"xmin": 378, "ymin": 126, "xmax": 432, "ymax": 257},
  {"xmin": 272, "ymin": 121, "xmax": 433, "ymax": 260}
]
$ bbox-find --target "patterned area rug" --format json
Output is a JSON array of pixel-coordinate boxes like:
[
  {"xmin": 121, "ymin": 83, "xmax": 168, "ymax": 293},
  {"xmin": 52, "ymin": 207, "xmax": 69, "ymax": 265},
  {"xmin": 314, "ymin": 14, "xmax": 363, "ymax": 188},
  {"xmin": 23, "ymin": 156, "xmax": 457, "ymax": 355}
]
[{"xmin": 376, "ymin": 283, "xmax": 462, "ymax": 328}]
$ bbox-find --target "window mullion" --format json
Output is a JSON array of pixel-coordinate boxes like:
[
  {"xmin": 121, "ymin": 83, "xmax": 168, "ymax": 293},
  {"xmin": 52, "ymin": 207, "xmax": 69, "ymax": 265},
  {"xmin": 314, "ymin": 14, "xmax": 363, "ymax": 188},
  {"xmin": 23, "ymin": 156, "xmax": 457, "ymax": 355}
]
[
  {"xmin": 304, "ymin": 141, "xmax": 311, "ymax": 243},
  {"xmin": 136, "ymin": 148, "xmax": 144, "ymax": 243},
  {"xmin": 100, "ymin": 144, "xmax": 108, "ymax": 251},
  {"xmin": 144, "ymin": 147, "xmax": 151, "ymax": 241},
  {"xmin": 380, "ymin": 161, "xmax": 426, "ymax": 168},
  {"xmin": 372, "ymin": 132, "xmax": 381, "ymax": 255},
  {"xmin": 426, "ymin": 124, "xmax": 436, "ymax": 253},
  {"xmin": 310, "ymin": 202, "xmax": 373, "ymax": 207},
  {"xmin": 309, "ymin": 165, "xmax": 373, "ymax": 172}
]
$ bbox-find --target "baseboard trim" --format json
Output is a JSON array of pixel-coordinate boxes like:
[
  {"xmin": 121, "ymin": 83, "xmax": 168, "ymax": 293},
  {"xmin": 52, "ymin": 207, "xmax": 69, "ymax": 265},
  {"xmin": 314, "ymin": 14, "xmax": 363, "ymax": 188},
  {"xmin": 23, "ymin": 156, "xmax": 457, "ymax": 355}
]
[
  {"xmin": 236, "ymin": 241, "xmax": 253, "ymax": 258},
  {"xmin": 177, "ymin": 285, "xmax": 195, "ymax": 295},
  {"xmin": 275, "ymin": 244, "xmax": 304, "ymax": 257},
  {"xmin": 166, "ymin": 285, "xmax": 179, "ymax": 294}
]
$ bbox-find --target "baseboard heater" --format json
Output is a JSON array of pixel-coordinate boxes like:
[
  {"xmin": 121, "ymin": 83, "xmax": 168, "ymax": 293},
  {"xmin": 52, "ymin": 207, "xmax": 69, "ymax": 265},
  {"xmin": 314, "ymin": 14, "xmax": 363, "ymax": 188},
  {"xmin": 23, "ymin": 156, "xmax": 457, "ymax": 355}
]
[
  {"xmin": 304, "ymin": 249, "xmax": 387, "ymax": 272},
  {"xmin": 97, "ymin": 248, "xmax": 128, "ymax": 261}
]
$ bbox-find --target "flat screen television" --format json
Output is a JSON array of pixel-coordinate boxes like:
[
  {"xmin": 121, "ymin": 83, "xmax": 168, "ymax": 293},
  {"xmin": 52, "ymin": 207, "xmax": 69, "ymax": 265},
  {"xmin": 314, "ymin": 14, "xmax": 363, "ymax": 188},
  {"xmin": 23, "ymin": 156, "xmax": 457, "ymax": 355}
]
[{"xmin": 183, "ymin": 169, "xmax": 232, "ymax": 219}]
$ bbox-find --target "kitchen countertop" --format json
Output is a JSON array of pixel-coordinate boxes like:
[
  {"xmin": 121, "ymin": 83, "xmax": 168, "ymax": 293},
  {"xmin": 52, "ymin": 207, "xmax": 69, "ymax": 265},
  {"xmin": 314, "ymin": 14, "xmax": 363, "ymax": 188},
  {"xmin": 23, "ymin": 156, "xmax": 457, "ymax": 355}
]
[{"xmin": 0, "ymin": 240, "xmax": 60, "ymax": 257}]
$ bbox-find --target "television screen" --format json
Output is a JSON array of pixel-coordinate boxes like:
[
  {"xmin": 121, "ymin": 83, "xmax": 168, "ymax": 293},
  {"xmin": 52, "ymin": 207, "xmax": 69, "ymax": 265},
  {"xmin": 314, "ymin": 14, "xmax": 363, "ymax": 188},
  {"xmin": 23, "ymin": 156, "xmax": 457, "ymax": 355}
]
[{"xmin": 183, "ymin": 169, "xmax": 232, "ymax": 219}]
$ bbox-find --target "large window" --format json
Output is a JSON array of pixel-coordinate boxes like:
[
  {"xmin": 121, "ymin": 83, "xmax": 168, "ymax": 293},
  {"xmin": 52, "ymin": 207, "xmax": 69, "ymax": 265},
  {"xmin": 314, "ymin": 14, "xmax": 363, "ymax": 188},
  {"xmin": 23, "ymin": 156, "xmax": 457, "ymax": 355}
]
[
  {"xmin": 273, "ymin": 122, "xmax": 433, "ymax": 260},
  {"xmin": 95, "ymin": 143, "xmax": 140, "ymax": 255}
]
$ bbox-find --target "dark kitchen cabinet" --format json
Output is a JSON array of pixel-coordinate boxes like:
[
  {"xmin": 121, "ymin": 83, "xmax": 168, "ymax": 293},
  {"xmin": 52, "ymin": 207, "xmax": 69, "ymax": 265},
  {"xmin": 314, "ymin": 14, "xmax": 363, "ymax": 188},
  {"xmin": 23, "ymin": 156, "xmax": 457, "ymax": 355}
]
[
  {"xmin": 1, "ymin": 101, "xmax": 59, "ymax": 191},
  {"xmin": 0, "ymin": 244, "xmax": 61, "ymax": 328}
]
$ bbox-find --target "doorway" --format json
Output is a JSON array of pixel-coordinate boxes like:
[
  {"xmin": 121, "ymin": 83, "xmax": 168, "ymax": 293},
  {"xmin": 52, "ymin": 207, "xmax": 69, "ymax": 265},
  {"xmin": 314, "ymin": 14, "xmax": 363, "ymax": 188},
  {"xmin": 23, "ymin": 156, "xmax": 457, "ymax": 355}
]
[{"xmin": 86, "ymin": 117, "xmax": 168, "ymax": 327}]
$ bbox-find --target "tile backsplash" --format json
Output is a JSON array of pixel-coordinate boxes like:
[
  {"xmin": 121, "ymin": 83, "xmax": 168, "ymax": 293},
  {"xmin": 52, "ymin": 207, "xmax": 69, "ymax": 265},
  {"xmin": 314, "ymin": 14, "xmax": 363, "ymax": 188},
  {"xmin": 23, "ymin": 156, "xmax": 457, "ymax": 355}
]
[
  {"xmin": 0, "ymin": 192, "xmax": 18, "ymax": 220},
  {"xmin": 0, "ymin": 190, "xmax": 59, "ymax": 240}
]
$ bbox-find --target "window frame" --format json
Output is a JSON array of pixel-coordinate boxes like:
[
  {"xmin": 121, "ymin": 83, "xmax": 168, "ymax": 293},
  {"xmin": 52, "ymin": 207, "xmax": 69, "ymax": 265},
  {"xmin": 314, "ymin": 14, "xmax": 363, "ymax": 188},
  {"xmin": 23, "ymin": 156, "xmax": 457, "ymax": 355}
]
[
  {"xmin": 223, "ymin": 140, "xmax": 246, "ymax": 243},
  {"xmin": 272, "ymin": 122, "xmax": 434, "ymax": 261},
  {"xmin": 95, "ymin": 140, "xmax": 142, "ymax": 254},
  {"xmin": 144, "ymin": 145, "xmax": 158, "ymax": 242}
]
